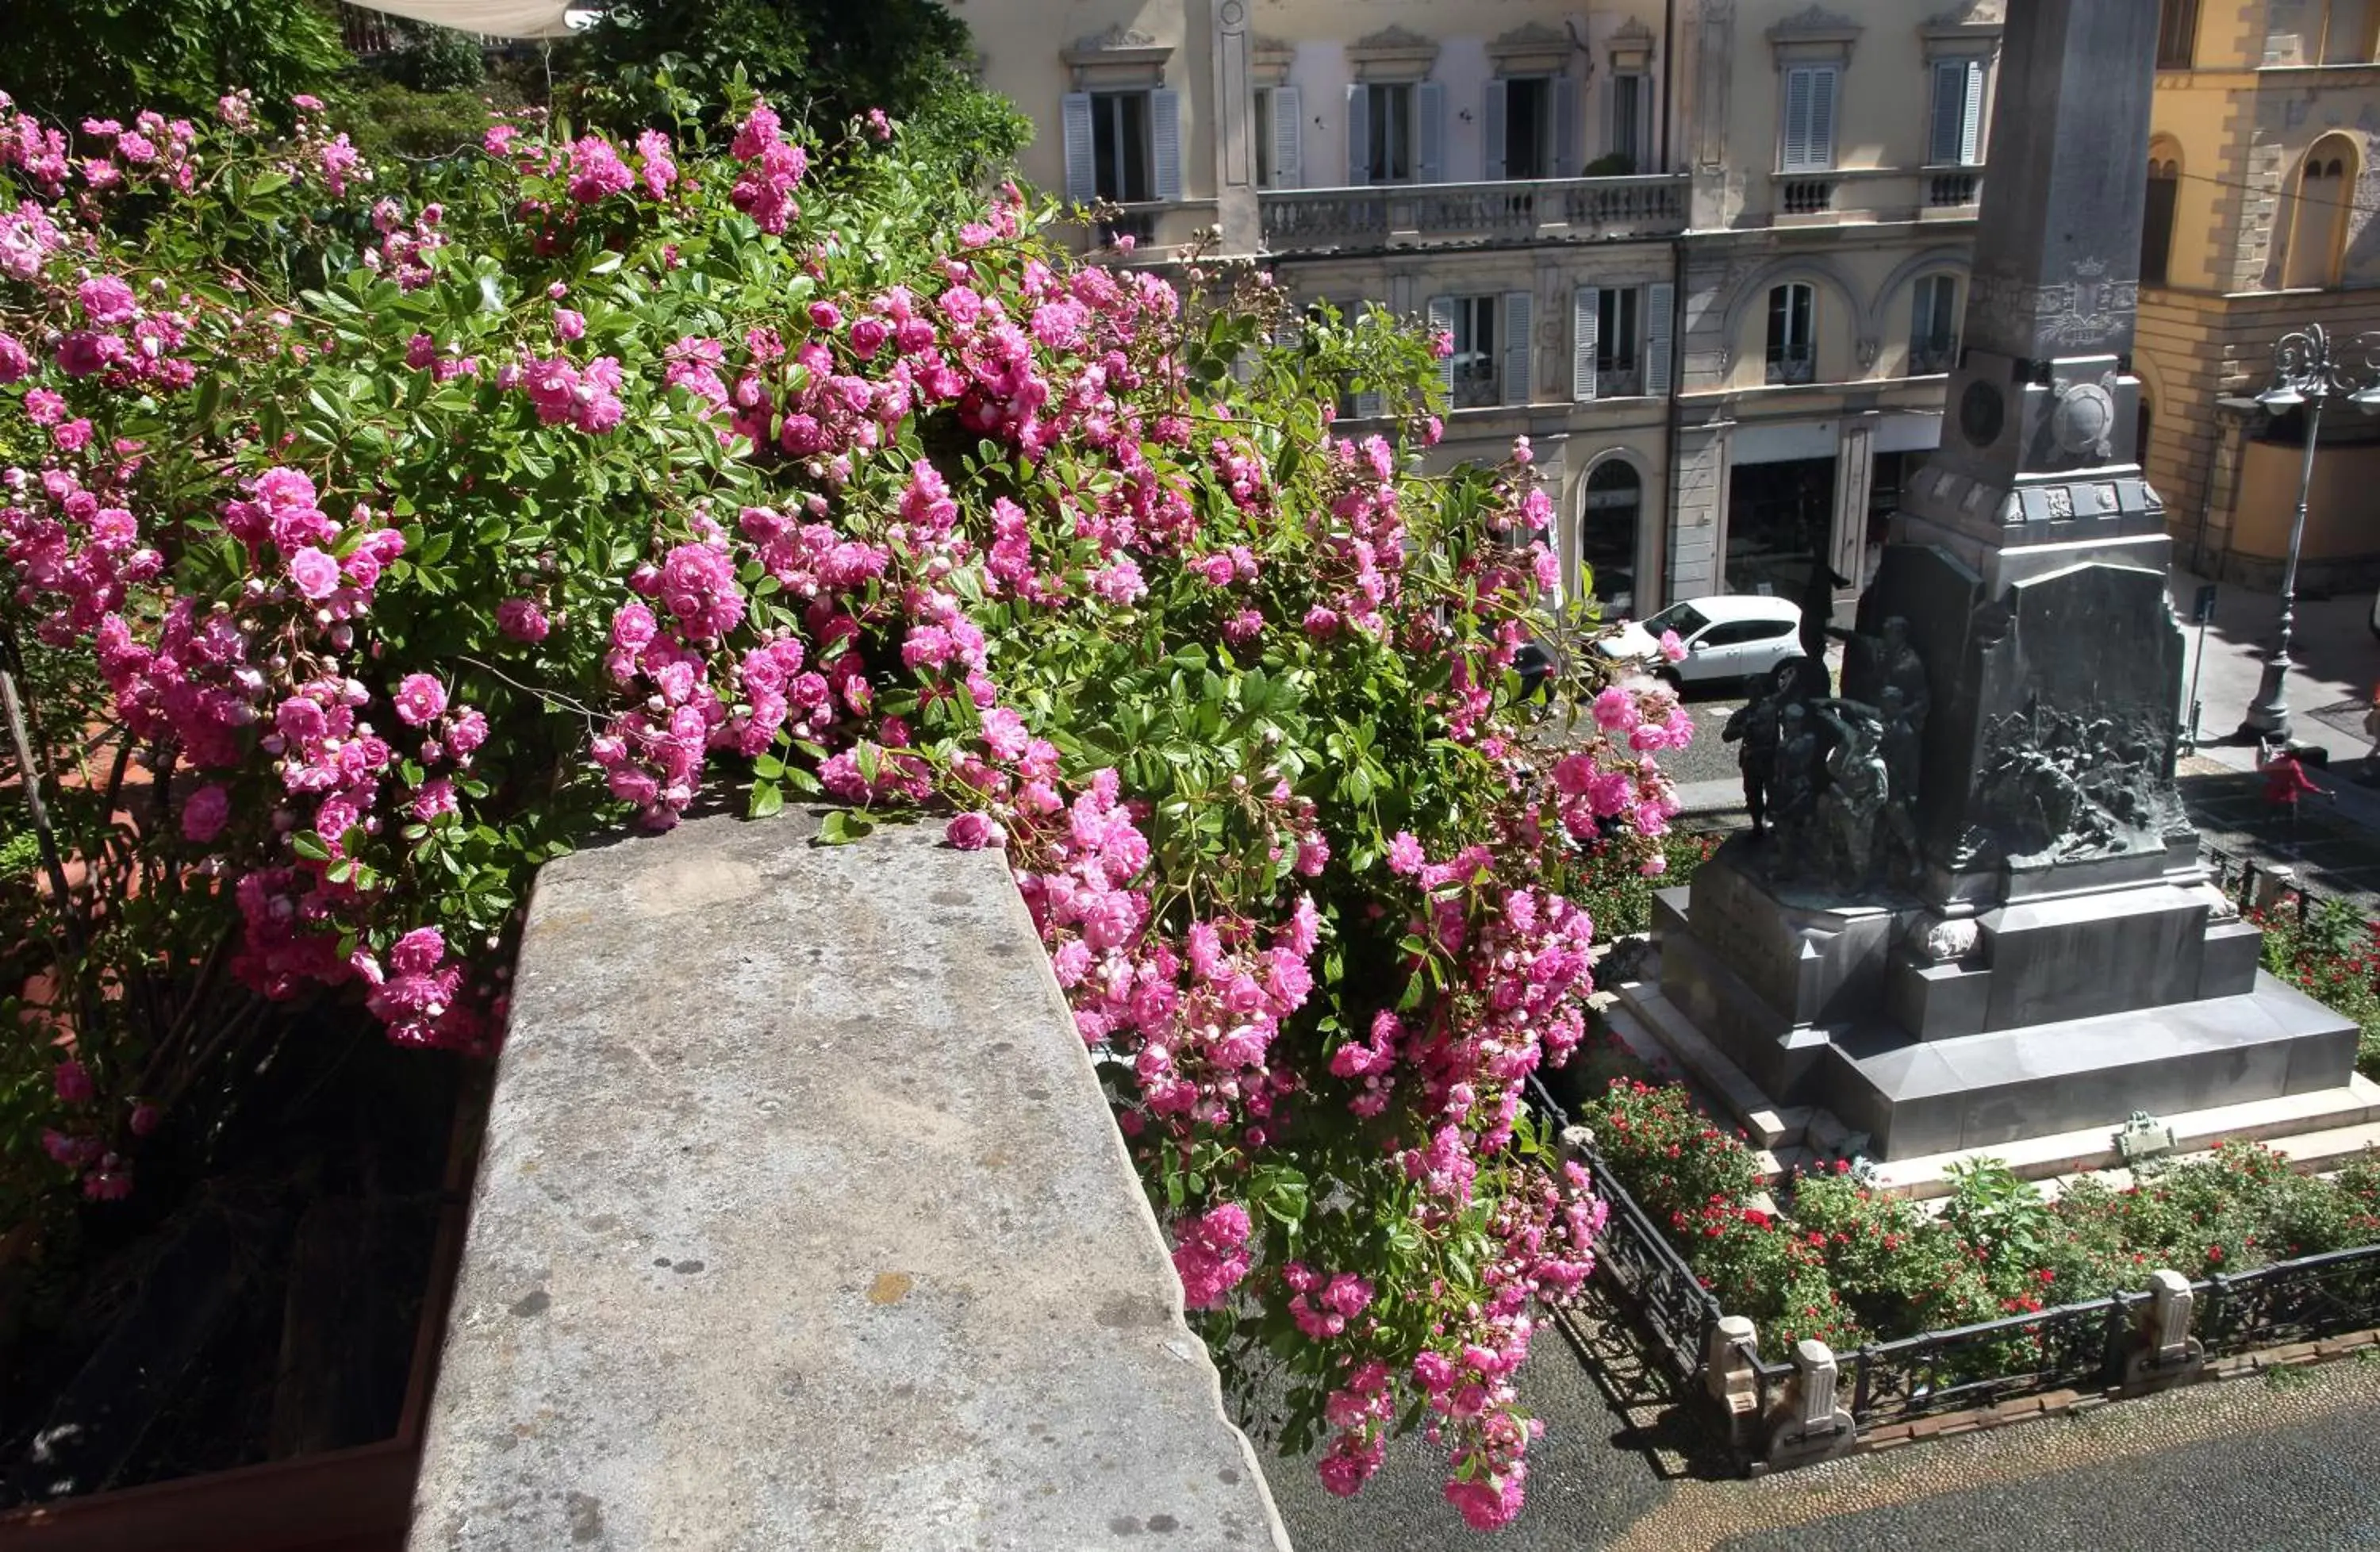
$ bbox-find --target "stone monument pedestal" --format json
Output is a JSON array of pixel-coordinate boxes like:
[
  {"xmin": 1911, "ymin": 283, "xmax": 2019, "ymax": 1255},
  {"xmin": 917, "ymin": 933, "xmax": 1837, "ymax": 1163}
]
[{"xmin": 1649, "ymin": 843, "xmax": 2356, "ymax": 1159}]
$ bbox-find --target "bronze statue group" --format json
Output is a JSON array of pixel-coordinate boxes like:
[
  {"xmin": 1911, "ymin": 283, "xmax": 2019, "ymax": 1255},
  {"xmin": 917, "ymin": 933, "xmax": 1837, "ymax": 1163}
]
[{"xmin": 1722, "ymin": 615, "xmax": 1931, "ymax": 893}]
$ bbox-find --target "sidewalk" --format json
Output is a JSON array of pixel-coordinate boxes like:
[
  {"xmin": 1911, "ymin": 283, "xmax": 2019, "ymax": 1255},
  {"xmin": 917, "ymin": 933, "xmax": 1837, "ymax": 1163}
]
[{"xmin": 1672, "ymin": 566, "xmax": 2380, "ymax": 902}]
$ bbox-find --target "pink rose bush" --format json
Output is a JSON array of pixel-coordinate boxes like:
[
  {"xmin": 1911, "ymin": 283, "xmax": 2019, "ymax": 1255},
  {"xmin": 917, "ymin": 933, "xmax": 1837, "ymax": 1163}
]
[{"xmin": 0, "ymin": 89, "xmax": 1683, "ymax": 1528}]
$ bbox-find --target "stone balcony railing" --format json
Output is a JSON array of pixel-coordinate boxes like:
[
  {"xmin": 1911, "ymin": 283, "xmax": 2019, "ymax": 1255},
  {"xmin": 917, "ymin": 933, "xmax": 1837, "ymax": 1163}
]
[
  {"xmin": 1762, "ymin": 167, "xmax": 1983, "ymax": 226},
  {"xmin": 1260, "ymin": 173, "xmax": 1687, "ymax": 254}
]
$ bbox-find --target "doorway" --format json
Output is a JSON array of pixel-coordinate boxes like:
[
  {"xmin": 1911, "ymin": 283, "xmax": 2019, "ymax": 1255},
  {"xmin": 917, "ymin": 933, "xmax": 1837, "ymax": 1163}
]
[{"xmin": 1725, "ymin": 455, "xmax": 1837, "ymax": 599}]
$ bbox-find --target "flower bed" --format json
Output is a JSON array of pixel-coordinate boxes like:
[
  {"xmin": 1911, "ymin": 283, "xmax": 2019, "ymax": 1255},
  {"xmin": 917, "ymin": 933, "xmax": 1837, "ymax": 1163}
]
[
  {"xmin": 1580, "ymin": 1078, "xmax": 2380, "ymax": 1353},
  {"xmin": 0, "ymin": 88, "xmax": 1699, "ymax": 1527},
  {"xmin": 2251, "ymin": 891, "xmax": 2380, "ymax": 1078}
]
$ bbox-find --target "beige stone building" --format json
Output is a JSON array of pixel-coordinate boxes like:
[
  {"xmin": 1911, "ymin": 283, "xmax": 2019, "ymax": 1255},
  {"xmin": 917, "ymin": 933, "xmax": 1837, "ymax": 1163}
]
[
  {"xmin": 2135, "ymin": 0, "xmax": 2380, "ymax": 594},
  {"xmin": 969, "ymin": 0, "xmax": 2023, "ymax": 622}
]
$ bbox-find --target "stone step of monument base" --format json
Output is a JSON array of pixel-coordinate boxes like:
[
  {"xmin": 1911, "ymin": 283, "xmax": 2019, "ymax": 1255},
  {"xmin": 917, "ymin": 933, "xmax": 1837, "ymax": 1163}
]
[
  {"xmin": 1606, "ymin": 970, "xmax": 2380, "ymax": 1200},
  {"xmin": 1854, "ymin": 1074, "xmax": 2380, "ymax": 1200}
]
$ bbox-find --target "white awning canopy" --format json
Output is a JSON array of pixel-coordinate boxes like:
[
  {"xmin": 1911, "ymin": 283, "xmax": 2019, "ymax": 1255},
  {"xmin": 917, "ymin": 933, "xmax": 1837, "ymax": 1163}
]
[{"xmin": 340, "ymin": 1, "xmax": 590, "ymax": 40}]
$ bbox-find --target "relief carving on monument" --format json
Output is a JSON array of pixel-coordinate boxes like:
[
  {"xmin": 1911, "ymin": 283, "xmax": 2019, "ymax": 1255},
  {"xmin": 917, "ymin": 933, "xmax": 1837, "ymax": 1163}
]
[{"xmin": 1963, "ymin": 696, "xmax": 2184, "ymax": 864}]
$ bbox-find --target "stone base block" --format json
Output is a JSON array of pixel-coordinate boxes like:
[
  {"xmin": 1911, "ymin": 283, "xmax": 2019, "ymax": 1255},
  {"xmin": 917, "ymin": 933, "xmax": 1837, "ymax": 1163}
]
[{"xmin": 1825, "ymin": 973, "xmax": 2357, "ymax": 1158}]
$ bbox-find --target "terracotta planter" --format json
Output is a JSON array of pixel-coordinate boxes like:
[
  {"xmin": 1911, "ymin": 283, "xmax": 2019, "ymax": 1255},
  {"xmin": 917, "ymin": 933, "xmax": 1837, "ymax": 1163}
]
[{"xmin": 0, "ymin": 1080, "xmax": 482, "ymax": 1552}]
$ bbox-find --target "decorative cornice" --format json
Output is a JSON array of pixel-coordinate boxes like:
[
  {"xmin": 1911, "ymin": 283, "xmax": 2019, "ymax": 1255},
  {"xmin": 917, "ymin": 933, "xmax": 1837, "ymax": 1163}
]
[
  {"xmin": 1062, "ymin": 22, "xmax": 1171, "ymax": 82},
  {"xmin": 1768, "ymin": 5, "xmax": 1862, "ymax": 44},
  {"xmin": 1487, "ymin": 19, "xmax": 1571, "ymax": 73},
  {"xmin": 1351, "ymin": 24, "xmax": 1434, "ymax": 56},
  {"xmin": 1921, "ymin": 0, "xmax": 2003, "ymax": 46},
  {"xmin": 1348, "ymin": 23, "xmax": 1440, "ymax": 79}
]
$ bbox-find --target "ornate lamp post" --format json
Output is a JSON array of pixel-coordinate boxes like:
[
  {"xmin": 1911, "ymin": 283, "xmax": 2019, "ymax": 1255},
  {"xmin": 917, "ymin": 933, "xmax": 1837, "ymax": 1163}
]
[{"xmin": 2236, "ymin": 325, "xmax": 2380, "ymax": 743}]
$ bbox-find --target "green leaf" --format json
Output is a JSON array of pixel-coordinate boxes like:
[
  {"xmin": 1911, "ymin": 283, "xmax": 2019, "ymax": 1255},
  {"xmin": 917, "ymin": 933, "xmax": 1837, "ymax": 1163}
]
[
  {"xmin": 747, "ymin": 779, "xmax": 785, "ymax": 820},
  {"xmin": 291, "ymin": 832, "xmax": 332, "ymax": 862},
  {"xmin": 816, "ymin": 809, "xmax": 875, "ymax": 846},
  {"xmin": 248, "ymin": 170, "xmax": 290, "ymax": 198}
]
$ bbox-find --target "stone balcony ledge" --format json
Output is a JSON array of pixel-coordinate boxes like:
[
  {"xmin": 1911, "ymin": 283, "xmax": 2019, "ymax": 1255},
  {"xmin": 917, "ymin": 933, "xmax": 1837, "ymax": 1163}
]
[
  {"xmin": 407, "ymin": 809, "xmax": 1292, "ymax": 1551},
  {"xmin": 1260, "ymin": 173, "xmax": 1687, "ymax": 255}
]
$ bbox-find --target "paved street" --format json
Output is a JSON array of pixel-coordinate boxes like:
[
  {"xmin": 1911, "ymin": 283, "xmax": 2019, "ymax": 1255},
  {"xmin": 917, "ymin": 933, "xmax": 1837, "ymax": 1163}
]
[{"xmin": 1258, "ymin": 1296, "xmax": 2380, "ymax": 1552}]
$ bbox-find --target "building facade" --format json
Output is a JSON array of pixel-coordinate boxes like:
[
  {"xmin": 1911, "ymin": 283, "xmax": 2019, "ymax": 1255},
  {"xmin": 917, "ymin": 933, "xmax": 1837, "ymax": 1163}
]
[
  {"xmin": 2135, "ymin": 0, "xmax": 2380, "ymax": 594},
  {"xmin": 969, "ymin": 0, "xmax": 2012, "ymax": 623}
]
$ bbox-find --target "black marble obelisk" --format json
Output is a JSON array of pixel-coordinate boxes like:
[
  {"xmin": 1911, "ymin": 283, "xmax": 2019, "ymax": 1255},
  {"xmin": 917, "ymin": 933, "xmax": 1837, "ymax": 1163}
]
[{"xmin": 1853, "ymin": 0, "xmax": 2192, "ymax": 906}]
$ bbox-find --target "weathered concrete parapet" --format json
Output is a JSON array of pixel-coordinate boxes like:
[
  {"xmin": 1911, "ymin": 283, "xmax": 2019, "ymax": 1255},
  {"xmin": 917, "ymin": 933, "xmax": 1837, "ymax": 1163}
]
[{"xmin": 408, "ymin": 810, "xmax": 1292, "ymax": 1550}]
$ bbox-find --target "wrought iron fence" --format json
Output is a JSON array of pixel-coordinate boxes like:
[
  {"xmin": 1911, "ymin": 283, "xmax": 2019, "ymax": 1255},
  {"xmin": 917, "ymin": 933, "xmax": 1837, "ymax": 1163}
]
[
  {"xmin": 1844, "ymin": 1294, "xmax": 2140, "ymax": 1426},
  {"xmin": 2198, "ymin": 1244, "xmax": 2380, "ymax": 1355},
  {"xmin": 1526, "ymin": 1076, "xmax": 1722, "ymax": 1386},
  {"xmin": 1537, "ymin": 1066, "xmax": 2380, "ymax": 1449}
]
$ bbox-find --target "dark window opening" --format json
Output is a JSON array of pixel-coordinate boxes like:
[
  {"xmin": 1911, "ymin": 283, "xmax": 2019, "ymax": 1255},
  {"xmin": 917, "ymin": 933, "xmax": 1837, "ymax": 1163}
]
[{"xmin": 1092, "ymin": 91, "xmax": 1153, "ymax": 204}]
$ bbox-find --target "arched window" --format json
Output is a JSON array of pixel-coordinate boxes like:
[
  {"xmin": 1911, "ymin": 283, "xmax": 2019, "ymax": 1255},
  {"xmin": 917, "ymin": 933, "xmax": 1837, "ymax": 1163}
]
[
  {"xmin": 2142, "ymin": 152, "xmax": 2180, "ymax": 287},
  {"xmin": 2282, "ymin": 137, "xmax": 2358, "ymax": 290},
  {"xmin": 1909, "ymin": 275, "xmax": 1960, "ymax": 375},
  {"xmin": 1765, "ymin": 283, "xmax": 1816, "ymax": 385},
  {"xmin": 1580, "ymin": 460, "xmax": 1642, "ymax": 617}
]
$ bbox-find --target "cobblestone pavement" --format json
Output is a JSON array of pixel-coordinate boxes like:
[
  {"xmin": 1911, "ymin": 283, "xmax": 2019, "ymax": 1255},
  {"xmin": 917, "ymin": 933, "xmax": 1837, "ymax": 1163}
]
[{"xmin": 1258, "ymin": 1297, "xmax": 2380, "ymax": 1552}]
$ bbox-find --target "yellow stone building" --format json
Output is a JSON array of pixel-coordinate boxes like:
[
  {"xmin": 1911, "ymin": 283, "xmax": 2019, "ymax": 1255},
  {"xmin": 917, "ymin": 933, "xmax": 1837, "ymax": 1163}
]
[
  {"xmin": 963, "ymin": 1, "xmax": 2048, "ymax": 622},
  {"xmin": 2136, "ymin": 0, "xmax": 2380, "ymax": 594}
]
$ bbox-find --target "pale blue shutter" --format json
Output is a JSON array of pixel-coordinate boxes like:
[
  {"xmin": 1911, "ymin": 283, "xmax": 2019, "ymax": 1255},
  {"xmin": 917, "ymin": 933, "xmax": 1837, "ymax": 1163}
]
[
  {"xmin": 1553, "ymin": 75, "xmax": 1581, "ymax": 178},
  {"xmin": 1645, "ymin": 282, "xmax": 1676, "ymax": 394},
  {"xmin": 1483, "ymin": 79, "xmax": 1507, "ymax": 181},
  {"xmin": 1428, "ymin": 294, "xmax": 1457, "ymax": 396},
  {"xmin": 1415, "ymin": 80, "xmax": 1445, "ymax": 182},
  {"xmin": 1573, "ymin": 286, "xmax": 1600, "ymax": 401},
  {"xmin": 1061, "ymin": 92, "xmax": 1096, "ymax": 205},
  {"xmin": 1959, "ymin": 61, "xmax": 1986, "ymax": 165},
  {"xmin": 1807, "ymin": 67, "xmax": 1839, "ymax": 171},
  {"xmin": 1781, "ymin": 68, "xmax": 1814, "ymax": 171},
  {"xmin": 1501, "ymin": 290, "xmax": 1533, "ymax": 406},
  {"xmin": 1150, "ymin": 88, "xmax": 1182, "ymax": 201},
  {"xmin": 1929, "ymin": 61, "xmax": 1966, "ymax": 165},
  {"xmin": 1271, "ymin": 85, "xmax": 1303, "ymax": 188},
  {"xmin": 1345, "ymin": 83, "xmax": 1370, "ymax": 185}
]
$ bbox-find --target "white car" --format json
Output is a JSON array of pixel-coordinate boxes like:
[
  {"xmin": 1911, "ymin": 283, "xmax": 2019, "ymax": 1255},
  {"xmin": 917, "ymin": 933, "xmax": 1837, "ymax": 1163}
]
[{"xmin": 1599, "ymin": 596, "xmax": 1805, "ymax": 689}]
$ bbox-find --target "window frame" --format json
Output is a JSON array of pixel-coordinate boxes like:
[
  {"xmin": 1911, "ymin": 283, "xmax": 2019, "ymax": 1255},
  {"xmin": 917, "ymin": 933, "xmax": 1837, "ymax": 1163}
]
[
  {"xmin": 2142, "ymin": 155, "xmax": 2180, "ymax": 288},
  {"xmin": 1779, "ymin": 63, "xmax": 1840, "ymax": 175},
  {"xmin": 1765, "ymin": 282, "xmax": 1817, "ymax": 384},
  {"xmin": 1610, "ymin": 71, "xmax": 1650, "ymax": 172},
  {"xmin": 1366, "ymin": 81, "xmax": 1416, "ymax": 184},
  {"xmin": 1926, "ymin": 58, "xmax": 1987, "ymax": 167},
  {"xmin": 2156, "ymin": 0, "xmax": 2200, "ymax": 71},
  {"xmin": 1088, "ymin": 89, "xmax": 1154, "ymax": 205},
  {"xmin": 1910, "ymin": 275, "xmax": 1960, "ymax": 375},
  {"xmin": 1448, "ymin": 294, "xmax": 1500, "ymax": 407},
  {"xmin": 1598, "ymin": 286, "xmax": 1643, "ymax": 381}
]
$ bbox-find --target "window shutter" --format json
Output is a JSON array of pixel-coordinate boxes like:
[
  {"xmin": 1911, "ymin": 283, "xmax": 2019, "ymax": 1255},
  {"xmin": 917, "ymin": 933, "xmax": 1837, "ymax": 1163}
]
[
  {"xmin": 1061, "ymin": 92, "xmax": 1096, "ymax": 206},
  {"xmin": 1345, "ymin": 83, "xmax": 1371, "ymax": 186},
  {"xmin": 1150, "ymin": 88, "xmax": 1182, "ymax": 202},
  {"xmin": 1959, "ymin": 61, "xmax": 1986, "ymax": 165},
  {"xmin": 1553, "ymin": 75, "xmax": 1581, "ymax": 179},
  {"xmin": 1929, "ymin": 61, "xmax": 1965, "ymax": 165},
  {"xmin": 1573, "ymin": 287, "xmax": 1600, "ymax": 401},
  {"xmin": 1645, "ymin": 282, "xmax": 1676, "ymax": 395},
  {"xmin": 1483, "ymin": 79, "xmax": 1507, "ymax": 181},
  {"xmin": 1416, "ymin": 80, "xmax": 1446, "ymax": 182},
  {"xmin": 1428, "ymin": 294, "xmax": 1457, "ymax": 396},
  {"xmin": 1272, "ymin": 85, "xmax": 1303, "ymax": 188},
  {"xmin": 1782, "ymin": 68, "xmax": 1814, "ymax": 171},
  {"xmin": 1485, "ymin": 79, "xmax": 1504, "ymax": 182},
  {"xmin": 1502, "ymin": 290, "xmax": 1534, "ymax": 406},
  {"xmin": 1808, "ymin": 67, "xmax": 1839, "ymax": 171}
]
